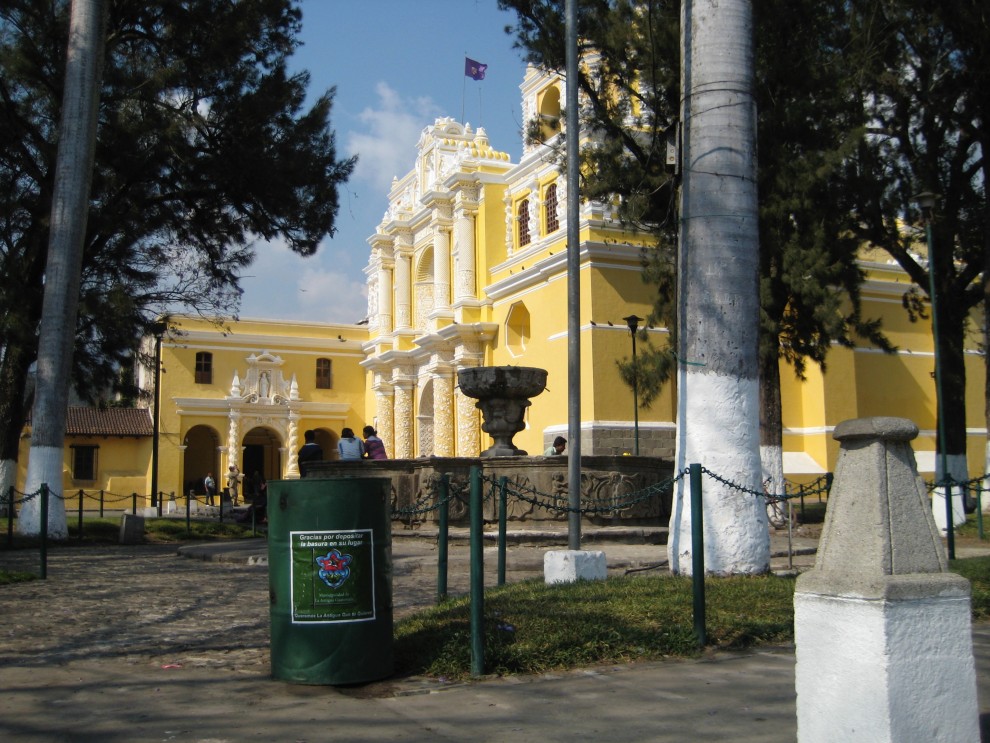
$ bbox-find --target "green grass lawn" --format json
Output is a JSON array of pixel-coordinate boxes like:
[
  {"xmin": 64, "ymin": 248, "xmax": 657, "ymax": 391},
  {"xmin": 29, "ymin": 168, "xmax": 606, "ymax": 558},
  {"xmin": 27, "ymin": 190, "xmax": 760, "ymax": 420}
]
[{"xmin": 394, "ymin": 553, "xmax": 990, "ymax": 680}]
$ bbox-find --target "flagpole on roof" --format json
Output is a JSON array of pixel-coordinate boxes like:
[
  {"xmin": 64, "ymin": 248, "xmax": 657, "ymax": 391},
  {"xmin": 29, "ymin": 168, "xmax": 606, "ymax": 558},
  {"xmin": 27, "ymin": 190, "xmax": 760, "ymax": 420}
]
[{"xmin": 461, "ymin": 51, "xmax": 467, "ymax": 124}]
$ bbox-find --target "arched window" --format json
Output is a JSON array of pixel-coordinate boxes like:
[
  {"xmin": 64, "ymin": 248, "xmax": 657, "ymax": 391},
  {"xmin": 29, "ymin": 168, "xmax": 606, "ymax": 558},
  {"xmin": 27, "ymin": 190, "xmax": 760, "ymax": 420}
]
[
  {"xmin": 316, "ymin": 358, "xmax": 332, "ymax": 389},
  {"xmin": 195, "ymin": 352, "xmax": 213, "ymax": 384},
  {"xmin": 518, "ymin": 199, "xmax": 531, "ymax": 248},
  {"xmin": 544, "ymin": 183, "xmax": 559, "ymax": 234}
]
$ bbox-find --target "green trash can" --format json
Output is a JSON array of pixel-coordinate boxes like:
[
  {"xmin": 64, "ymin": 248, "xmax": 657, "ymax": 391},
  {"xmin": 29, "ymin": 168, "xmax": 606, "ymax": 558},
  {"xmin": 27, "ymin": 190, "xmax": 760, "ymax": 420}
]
[{"xmin": 268, "ymin": 477, "xmax": 393, "ymax": 685}]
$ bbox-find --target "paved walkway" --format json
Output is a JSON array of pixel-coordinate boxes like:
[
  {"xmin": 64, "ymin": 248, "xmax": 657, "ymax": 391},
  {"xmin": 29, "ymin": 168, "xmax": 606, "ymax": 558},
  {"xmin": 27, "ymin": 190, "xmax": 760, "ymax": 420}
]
[{"xmin": 0, "ymin": 530, "xmax": 988, "ymax": 742}]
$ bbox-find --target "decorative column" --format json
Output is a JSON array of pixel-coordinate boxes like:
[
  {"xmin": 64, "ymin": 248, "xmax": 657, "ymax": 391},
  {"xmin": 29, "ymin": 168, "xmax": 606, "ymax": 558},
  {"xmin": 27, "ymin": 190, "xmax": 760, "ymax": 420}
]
[
  {"xmin": 392, "ymin": 380, "xmax": 414, "ymax": 459},
  {"xmin": 375, "ymin": 385, "xmax": 395, "ymax": 459},
  {"xmin": 453, "ymin": 185, "xmax": 478, "ymax": 302},
  {"xmin": 285, "ymin": 413, "xmax": 300, "ymax": 478},
  {"xmin": 394, "ymin": 230, "xmax": 412, "ymax": 330},
  {"xmin": 433, "ymin": 371, "xmax": 455, "ymax": 457},
  {"xmin": 433, "ymin": 202, "xmax": 452, "ymax": 313},
  {"xmin": 455, "ymin": 386, "xmax": 480, "ymax": 457},
  {"xmin": 226, "ymin": 410, "xmax": 241, "ymax": 469}
]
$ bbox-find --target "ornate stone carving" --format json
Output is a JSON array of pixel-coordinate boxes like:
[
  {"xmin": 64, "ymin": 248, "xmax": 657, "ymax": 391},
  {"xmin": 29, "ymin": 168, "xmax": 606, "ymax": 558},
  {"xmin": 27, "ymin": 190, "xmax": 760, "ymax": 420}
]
[
  {"xmin": 393, "ymin": 384, "xmax": 414, "ymax": 459},
  {"xmin": 433, "ymin": 374, "xmax": 454, "ymax": 457},
  {"xmin": 456, "ymin": 387, "xmax": 480, "ymax": 456}
]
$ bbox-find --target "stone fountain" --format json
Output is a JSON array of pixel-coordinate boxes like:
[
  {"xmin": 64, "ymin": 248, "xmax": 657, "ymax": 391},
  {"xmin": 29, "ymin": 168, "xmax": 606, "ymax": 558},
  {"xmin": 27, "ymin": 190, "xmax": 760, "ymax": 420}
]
[{"xmin": 457, "ymin": 366, "xmax": 548, "ymax": 457}]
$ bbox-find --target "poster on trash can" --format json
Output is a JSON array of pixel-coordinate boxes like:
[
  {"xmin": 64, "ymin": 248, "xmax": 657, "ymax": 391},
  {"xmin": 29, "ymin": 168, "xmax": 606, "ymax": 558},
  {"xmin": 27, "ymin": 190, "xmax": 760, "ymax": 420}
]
[{"xmin": 289, "ymin": 529, "xmax": 376, "ymax": 623}]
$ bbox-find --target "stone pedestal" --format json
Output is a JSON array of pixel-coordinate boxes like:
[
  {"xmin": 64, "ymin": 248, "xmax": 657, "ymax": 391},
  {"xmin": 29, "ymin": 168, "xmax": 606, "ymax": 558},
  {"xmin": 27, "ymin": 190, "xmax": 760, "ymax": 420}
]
[
  {"xmin": 794, "ymin": 417, "xmax": 979, "ymax": 742},
  {"xmin": 119, "ymin": 514, "xmax": 145, "ymax": 545},
  {"xmin": 544, "ymin": 550, "xmax": 607, "ymax": 584}
]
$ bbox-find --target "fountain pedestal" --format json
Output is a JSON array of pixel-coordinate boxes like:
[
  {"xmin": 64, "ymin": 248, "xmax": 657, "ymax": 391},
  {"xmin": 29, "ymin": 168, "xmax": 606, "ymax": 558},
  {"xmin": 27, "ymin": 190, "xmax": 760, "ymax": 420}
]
[{"xmin": 457, "ymin": 366, "xmax": 548, "ymax": 457}]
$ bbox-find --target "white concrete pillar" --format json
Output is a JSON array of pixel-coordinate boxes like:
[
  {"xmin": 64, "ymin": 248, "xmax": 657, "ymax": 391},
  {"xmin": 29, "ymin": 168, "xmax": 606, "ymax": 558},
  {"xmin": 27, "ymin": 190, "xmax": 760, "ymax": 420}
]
[{"xmin": 794, "ymin": 416, "xmax": 979, "ymax": 743}]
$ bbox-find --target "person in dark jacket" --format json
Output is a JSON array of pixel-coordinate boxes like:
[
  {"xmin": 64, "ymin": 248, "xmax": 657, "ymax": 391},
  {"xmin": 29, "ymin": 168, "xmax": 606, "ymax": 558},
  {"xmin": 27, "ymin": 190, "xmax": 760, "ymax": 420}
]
[{"xmin": 297, "ymin": 429, "xmax": 323, "ymax": 477}]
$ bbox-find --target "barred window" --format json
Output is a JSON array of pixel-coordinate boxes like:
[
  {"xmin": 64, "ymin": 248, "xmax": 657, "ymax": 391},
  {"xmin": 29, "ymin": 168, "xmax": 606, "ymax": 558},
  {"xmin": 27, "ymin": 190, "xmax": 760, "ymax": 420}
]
[
  {"xmin": 72, "ymin": 445, "xmax": 98, "ymax": 481},
  {"xmin": 518, "ymin": 199, "xmax": 531, "ymax": 248},
  {"xmin": 316, "ymin": 358, "xmax": 332, "ymax": 389},
  {"xmin": 195, "ymin": 352, "xmax": 213, "ymax": 384},
  {"xmin": 545, "ymin": 183, "xmax": 559, "ymax": 234}
]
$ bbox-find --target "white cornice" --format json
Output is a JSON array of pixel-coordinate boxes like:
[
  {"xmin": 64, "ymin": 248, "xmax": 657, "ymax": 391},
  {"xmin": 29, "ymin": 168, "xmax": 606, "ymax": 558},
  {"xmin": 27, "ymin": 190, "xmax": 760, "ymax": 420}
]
[{"xmin": 487, "ymin": 240, "xmax": 645, "ymax": 301}]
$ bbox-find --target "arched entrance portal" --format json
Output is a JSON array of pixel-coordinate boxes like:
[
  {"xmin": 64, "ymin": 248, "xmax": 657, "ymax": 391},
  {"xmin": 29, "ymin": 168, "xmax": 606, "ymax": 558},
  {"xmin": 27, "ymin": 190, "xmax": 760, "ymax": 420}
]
[
  {"xmin": 184, "ymin": 425, "xmax": 222, "ymax": 495},
  {"xmin": 242, "ymin": 426, "xmax": 282, "ymax": 484}
]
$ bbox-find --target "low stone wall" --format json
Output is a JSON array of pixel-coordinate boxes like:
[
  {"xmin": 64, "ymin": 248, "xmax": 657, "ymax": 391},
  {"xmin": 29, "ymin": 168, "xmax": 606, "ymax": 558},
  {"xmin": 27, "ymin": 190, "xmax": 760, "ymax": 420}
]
[{"xmin": 304, "ymin": 456, "xmax": 674, "ymax": 527}]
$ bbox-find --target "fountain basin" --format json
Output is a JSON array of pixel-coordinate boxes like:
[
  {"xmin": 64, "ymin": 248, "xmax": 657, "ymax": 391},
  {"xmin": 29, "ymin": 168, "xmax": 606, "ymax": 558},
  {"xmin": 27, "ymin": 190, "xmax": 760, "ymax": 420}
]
[{"xmin": 457, "ymin": 366, "xmax": 548, "ymax": 457}]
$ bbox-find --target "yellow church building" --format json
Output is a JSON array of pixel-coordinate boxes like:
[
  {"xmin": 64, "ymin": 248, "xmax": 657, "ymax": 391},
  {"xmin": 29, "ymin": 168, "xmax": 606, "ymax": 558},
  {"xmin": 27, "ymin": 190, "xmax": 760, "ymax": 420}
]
[{"xmin": 14, "ymin": 64, "xmax": 986, "ymax": 507}]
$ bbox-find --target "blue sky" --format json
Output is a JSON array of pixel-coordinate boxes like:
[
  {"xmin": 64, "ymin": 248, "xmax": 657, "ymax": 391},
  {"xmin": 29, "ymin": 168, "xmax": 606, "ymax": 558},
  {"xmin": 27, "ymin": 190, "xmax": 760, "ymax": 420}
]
[{"xmin": 236, "ymin": 0, "xmax": 531, "ymax": 323}]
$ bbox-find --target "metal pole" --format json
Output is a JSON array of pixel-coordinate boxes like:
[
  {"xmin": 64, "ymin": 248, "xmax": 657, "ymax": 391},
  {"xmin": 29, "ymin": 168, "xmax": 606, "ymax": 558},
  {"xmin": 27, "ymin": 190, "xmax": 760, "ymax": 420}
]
[
  {"xmin": 469, "ymin": 466, "xmax": 484, "ymax": 677},
  {"xmin": 497, "ymin": 476, "xmax": 508, "ymax": 585},
  {"xmin": 689, "ymin": 463, "xmax": 705, "ymax": 646},
  {"xmin": 77, "ymin": 489, "xmax": 84, "ymax": 539},
  {"xmin": 564, "ymin": 0, "xmax": 582, "ymax": 551},
  {"xmin": 6, "ymin": 486, "xmax": 13, "ymax": 546},
  {"xmin": 150, "ymin": 328, "xmax": 163, "ymax": 509},
  {"xmin": 437, "ymin": 475, "xmax": 449, "ymax": 603},
  {"xmin": 624, "ymin": 315, "xmax": 643, "ymax": 455},
  {"xmin": 40, "ymin": 485, "xmax": 49, "ymax": 580}
]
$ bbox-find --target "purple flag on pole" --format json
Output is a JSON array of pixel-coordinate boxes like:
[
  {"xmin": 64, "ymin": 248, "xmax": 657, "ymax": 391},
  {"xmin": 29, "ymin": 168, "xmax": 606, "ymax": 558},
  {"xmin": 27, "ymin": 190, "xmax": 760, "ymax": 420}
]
[{"xmin": 465, "ymin": 57, "xmax": 488, "ymax": 81}]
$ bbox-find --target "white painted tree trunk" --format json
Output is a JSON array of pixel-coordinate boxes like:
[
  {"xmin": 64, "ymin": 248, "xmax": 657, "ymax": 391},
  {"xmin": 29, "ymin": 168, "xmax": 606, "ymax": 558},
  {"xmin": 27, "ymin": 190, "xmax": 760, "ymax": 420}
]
[
  {"xmin": 669, "ymin": 0, "xmax": 769, "ymax": 575},
  {"xmin": 20, "ymin": 0, "xmax": 106, "ymax": 538}
]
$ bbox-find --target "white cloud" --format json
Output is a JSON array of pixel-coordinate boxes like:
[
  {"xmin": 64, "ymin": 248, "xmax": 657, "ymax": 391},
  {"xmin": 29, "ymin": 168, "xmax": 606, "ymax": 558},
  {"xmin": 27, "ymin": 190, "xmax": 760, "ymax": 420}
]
[
  {"xmin": 238, "ymin": 238, "xmax": 367, "ymax": 325},
  {"xmin": 346, "ymin": 82, "xmax": 441, "ymax": 191}
]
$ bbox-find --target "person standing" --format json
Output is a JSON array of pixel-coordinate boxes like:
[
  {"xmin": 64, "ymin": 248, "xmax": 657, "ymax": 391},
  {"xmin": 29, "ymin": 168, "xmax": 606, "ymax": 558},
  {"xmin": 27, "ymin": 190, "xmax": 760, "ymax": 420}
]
[
  {"xmin": 362, "ymin": 426, "xmax": 388, "ymax": 460},
  {"xmin": 204, "ymin": 472, "xmax": 216, "ymax": 506},
  {"xmin": 297, "ymin": 429, "xmax": 323, "ymax": 477},
  {"xmin": 337, "ymin": 427, "xmax": 365, "ymax": 461},
  {"xmin": 226, "ymin": 464, "xmax": 241, "ymax": 505}
]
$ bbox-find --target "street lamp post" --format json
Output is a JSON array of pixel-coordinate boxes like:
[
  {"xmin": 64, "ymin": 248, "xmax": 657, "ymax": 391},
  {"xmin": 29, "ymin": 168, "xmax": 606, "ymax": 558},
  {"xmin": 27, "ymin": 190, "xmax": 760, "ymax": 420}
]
[
  {"xmin": 623, "ymin": 315, "xmax": 643, "ymax": 455},
  {"xmin": 916, "ymin": 192, "xmax": 954, "ymax": 560},
  {"xmin": 150, "ymin": 322, "xmax": 166, "ymax": 512}
]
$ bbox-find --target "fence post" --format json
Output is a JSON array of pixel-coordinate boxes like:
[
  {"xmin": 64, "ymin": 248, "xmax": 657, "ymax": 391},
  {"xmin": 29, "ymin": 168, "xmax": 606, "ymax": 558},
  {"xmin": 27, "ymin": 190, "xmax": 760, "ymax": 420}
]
[
  {"xmin": 157, "ymin": 492, "xmax": 163, "ymax": 518},
  {"xmin": 39, "ymin": 485, "xmax": 49, "ymax": 580},
  {"xmin": 99, "ymin": 489, "xmax": 104, "ymax": 518},
  {"xmin": 131, "ymin": 492, "xmax": 137, "ymax": 514},
  {"xmin": 977, "ymin": 483, "xmax": 984, "ymax": 541},
  {"xmin": 77, "ymin": 490, "xmax": 84, "ymax": 539},
  {"xmin": 689, "ymin": 463, "xmax": 705, "ymax": 647},
  {"xmin": 186, "ymin": 490, "xmax": 193, "ymax": 534},
  {"xmin": 7, "ymin": 485, "xmax": 15, "ymax": 546},
  {"xmin": 469, "ymin": 465, "xmax": 484, "ymax": 677},
  {"xmin": 437, "ymin": 474, "xmax": 449, "ymax": 603},
  {"xmin": 497, "ymin": 476, "xmax": 508, "ymax": 586}
]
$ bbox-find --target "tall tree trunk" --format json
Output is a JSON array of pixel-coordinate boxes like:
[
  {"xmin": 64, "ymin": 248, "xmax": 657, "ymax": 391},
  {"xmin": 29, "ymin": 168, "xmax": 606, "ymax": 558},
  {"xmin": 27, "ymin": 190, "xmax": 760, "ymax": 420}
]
[
  {"xmin": 669, "ymin": 0, "xmax": 769, "ymax": 575},
  {"xmin": 20, "ymin": 0, "xmax": 106, "ymax": 538}
]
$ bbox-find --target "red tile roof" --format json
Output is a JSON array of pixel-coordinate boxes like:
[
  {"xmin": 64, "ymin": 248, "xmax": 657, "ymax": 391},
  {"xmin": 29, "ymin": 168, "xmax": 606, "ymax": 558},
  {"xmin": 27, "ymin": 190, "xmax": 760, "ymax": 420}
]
[{"xmin": 65, "ymin": 407, "xmax": 153, "ymax": 437}]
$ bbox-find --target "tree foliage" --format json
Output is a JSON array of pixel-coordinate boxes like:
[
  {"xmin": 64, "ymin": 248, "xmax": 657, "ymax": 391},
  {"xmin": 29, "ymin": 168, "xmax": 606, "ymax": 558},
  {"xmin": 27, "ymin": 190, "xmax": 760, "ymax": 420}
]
[
  {"xmin": 499, "ymin": 0, "xmax": 892, "ymax": 449},
  {"xmin": 845, "ymin": 0, "xmax": 987, "ymax": 466},
  {"xmin": 0, "ymin": 0, "xmax": 355, "ymax": 463}
]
